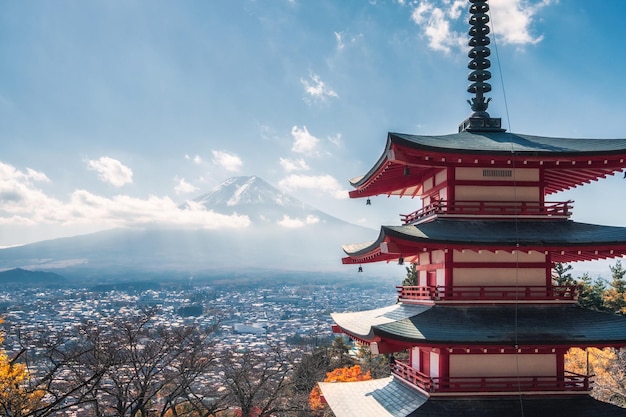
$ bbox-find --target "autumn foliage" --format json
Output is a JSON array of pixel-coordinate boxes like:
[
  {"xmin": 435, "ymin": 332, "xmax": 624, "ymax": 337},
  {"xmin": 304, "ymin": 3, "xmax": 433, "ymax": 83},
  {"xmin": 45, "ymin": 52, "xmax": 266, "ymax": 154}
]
[
  {"xmin": 309, "ymin": 365, "xmax": 372, "ymax": 411},
  {"xmin": 0, "ymin": 320, "xmax": 43, "ymax": 416},
  {"xmin": 566, "ymin": 347, "xmax": 626, "ymax": 407}
]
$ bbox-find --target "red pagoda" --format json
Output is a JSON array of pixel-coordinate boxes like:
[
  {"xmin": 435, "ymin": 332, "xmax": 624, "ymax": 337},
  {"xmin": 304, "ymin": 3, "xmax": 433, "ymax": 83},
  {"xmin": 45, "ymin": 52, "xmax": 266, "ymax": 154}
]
[{"xmin": 319, "ymin": 1, "xmax": 626, "ymax": 416}]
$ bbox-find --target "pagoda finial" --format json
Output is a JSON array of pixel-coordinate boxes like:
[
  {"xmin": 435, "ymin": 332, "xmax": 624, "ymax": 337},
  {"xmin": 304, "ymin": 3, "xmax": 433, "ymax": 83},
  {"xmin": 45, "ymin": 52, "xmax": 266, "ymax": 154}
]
[
  {"xmin": 467, "ymin": 0, "xmax": 492, "ymax": 118},
  {"xmin": 459, "ymin": 0, "xmax": 504, "ymax": 132}
]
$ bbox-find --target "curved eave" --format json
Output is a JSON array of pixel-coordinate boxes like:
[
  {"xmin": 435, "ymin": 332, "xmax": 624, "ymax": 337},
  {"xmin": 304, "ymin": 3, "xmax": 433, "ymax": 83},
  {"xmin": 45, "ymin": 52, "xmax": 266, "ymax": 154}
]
[
  {"xmin": 331, "ymin": 304, "xmax": 431, "ymax": 343},
  {"xmin": 332, "ymin": 304, "xmax": 626, "ymax": 347},
  {"xmin": 349, "ymin": 132, "xmax": 626, "ymax": 198},
  {"xmin": 320, "ymin": 380, "xmax": 626, "ymax": 417},
  {"xmin": 373, "ymin": 305, "xmax": 626, "ymax": 347},
  {"xmin": 342, "ymin": 219, "xmax": 626, "ymax": 264}
]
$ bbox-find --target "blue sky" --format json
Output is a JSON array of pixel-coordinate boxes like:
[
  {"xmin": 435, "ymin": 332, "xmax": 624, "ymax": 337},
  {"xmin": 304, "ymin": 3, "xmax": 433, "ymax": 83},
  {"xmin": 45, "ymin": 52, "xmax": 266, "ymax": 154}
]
[{"xmin": 2, "ymin": 0, "xmax": 626, "ymax": 276}]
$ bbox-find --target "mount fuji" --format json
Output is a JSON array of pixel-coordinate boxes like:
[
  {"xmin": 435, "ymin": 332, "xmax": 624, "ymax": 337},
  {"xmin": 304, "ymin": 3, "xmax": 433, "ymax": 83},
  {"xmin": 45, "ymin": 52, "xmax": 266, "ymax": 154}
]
[
  {"xmin": 184, "ymin": 176, "xmax": 339, "ymax": 227},
  {"xmin": 0, "ymin": 176, "xmax": 375, "ymax": 278}
]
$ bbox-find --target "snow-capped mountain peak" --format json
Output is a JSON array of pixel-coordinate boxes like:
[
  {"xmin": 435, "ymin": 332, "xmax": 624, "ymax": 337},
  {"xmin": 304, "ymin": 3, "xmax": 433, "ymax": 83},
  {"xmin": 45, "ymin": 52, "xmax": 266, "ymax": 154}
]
[
  {"xmin": 186, "ymin": 176, "xmax": 328, "ymax": 225},
  {"xmin": 193, "ymin": 176, "xmax": 294, "ymax": 207}
]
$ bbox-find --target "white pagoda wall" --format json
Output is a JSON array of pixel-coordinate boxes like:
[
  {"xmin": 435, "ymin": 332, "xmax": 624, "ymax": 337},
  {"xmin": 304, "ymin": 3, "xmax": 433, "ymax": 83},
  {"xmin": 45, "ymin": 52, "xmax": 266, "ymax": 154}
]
[
  {"xmin": 411, "ymin": 346, "xmax": 420, "ymax": 369},
  {"xmin": 453, "ymin": 250, "xmax": 545, "ymax": 263},
  {"xmin": 452, "ymin": 250, "xmax": 547, "ymax": 287},
  {"xmin": 422, "ymin": 169, "xmax": 448, "ymax": 205},
  {"xmin": 455, "ymin": 167, "xmax": 540, "ymax": 182},
  {"xmin": 449, "ymin": 354, "xmax": 556, "ymax": 377},
  {"xmin": 410, "ymin": 347, "xmax": 440, "ymax": 378},
  {"xmin": 455, "ymin": 186, "xmax": 539, "ymax": 202},
  {"xmin": 431, "ymin": 351, "xmax": 440, "ymax": 378},
  {"xmin": 453, "ymin": 268, "xmax": 546, "ymax": 286},
  {"xmin": 417, "ymin": 250, "xmax": 446, "ymax": 287},
  {"xmin": 454, "ymin": 167, "xmax": 541, "ymax": 202}
]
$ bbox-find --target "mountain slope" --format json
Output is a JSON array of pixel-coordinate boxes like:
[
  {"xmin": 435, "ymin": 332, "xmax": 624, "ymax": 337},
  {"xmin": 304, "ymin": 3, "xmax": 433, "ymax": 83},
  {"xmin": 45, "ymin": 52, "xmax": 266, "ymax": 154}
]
[
  {"xmin": 184, "ymin": 176, "xmax": 337, "ymax": 226},
  {"xmin": 0, "ymin": 268, "xmax": 65, "ymax": 286},
  {"xmin": 0, "ymin": 177, "xmax": 374, "ymax": 275}
]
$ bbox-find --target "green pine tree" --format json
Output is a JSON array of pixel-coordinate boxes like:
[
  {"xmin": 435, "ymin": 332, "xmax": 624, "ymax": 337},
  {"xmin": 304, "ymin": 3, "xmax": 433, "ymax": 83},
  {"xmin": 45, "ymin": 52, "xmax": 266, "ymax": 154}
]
[
  {"xmin": 604, "ymin": 260, "xmax": 626, "ymax": 314},
  {"xmin": 552, "ymin": 262, "xmax": 576, "ymax": 286},
  {"xmin": 577, "ymin": 272, "xmax": 606, "ymax": 311},
  {"xmin": 402, "ymin": 263, "xmax": 418, "ymax": 286}
]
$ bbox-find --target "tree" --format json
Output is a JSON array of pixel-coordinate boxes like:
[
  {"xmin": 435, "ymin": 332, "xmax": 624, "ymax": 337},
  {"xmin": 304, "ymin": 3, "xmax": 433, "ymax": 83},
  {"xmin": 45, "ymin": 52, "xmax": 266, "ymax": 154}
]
[
  {"xmin": 292, "ymin": 348, "xmax": 331, "ymax": 395},
  {"xmin": 604, "ymin": 260, "xmax": 626, "ymax": 314},
  {"xmin": 16, "ymin": 310, "xmax": 221, "ymax": 417},
  {"xmin": 290, "ymin": 337, "xmax": 359, "ymax": 416},
  {"xmin": 0, "ymin": 320, "xmax": 44, "ymax": 417},
  {"xmin": 577, "ymin": 272, "xmax": 606, "ymax": 311},
  {"xmin": 552, "ymin": 263, "xmax": 575, "ymax": 287},
  {"xmin": 566, "ymin": 347, "xmax": 626, "ymax": 407},
  {"xmin": 87, "ymin": 313, "xmax": 220, "ymax": 417},
  {"xmin": 355, "ymin": 344, "xmax": 390, "ymax": 379},
  {"xmin": 327, "ymin": 337, "xmax": 354, "ymax": 367},
  {"xmin": 221, "ymin": 346, "xmax": 297, "ymax": 417},
  {"xmin": 309, "ymin": 365, "xmax": 372, "ymax": 413},
  {"xmin": 402, "ymin": 263, "xmax": 418, "ymax": 286}
]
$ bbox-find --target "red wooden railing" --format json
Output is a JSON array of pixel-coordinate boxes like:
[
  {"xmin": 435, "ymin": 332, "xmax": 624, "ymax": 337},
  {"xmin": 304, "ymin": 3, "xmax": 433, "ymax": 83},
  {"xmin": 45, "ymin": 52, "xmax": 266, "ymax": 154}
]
[
  {"xmin": 401, "ymin": 200, "xmax": 573, "ymax": 224},
  {"xmin": 391, "ymin": 361, "xmax": 590, "ymax": 394},
  {"xmin": 431, "ymin": 372, "xmax": 589, "ymax": 393},
  {"xmin": 396, "ymin": 285, "xmax": 578, "ymax": 302},
  {"xmin": 391, "ymin": 361, "xmax": 432, "ymax": 392}
]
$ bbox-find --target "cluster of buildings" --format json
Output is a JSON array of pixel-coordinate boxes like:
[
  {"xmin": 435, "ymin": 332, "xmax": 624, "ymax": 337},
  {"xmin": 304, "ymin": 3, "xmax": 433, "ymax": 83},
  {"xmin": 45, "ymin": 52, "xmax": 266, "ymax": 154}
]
[
  {"xmin": 0, "ymin": 281, "xmax": 397, "ymax": 355},
  {"xmin": 0, "ymin": 281, "xmax": 398, "ymax": 416}
]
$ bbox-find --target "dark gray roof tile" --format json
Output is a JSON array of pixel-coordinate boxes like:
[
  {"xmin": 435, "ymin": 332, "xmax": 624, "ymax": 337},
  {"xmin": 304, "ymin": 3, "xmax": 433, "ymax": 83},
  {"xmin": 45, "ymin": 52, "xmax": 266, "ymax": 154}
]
[
  {"xmin": 391, "ymin": 131, "xmax": 626, "ymax": 155},
  {"xmin": 334, "ymin": 304, "xmax": 626, "ymax": 346}
]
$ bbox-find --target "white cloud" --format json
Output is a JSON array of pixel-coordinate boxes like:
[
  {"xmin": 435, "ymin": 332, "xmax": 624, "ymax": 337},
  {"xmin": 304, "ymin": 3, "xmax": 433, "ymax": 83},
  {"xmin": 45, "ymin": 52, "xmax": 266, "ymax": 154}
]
[
  {"xmin": 279, "ymin": 157, "xmax": 309, "ymax": 173},
  {"xmin": 212, "ymin": 150, "xmax": 243, "ymax": 172},
  {"xmin": 410, "ymin": 2, "xmax": 465, "ymax": 53},
  {"xmin": 0, "ymin": 162, "xmax": 49, "ymax": 186},
  {"xmin": 0, "ymin": 162, "xmax": 51, "ymax": 220},
  {"xmin": 489, "ymin": 0, "xmax": 553, "ymax": 45},
  {"xmin": 291, "ymin": 125, "xmax": 319, "ymax": 154},
  {"xmin": 24, "ymin": 168, "xmax": 50, "ymax": 183},
  {"xmin": 409, "ymin": 0, "xmax": 553, "ymax": 53},
  {"xmin": 328, "ymin": 133, "xmax": 342, "ymax": 146},
  {"xmin": 335, "ymin": 32, "xmax": 345, "ymax": 50},
  {"xmin": 174, "ymin": 178, "xmax": 199, "ymax": 195},
  {"xmin": 278, "ymin": 174, "xmax": 348, "ymax": 199},
  {"xmin": 277, "ymin": 214, "xmax": 320, "ymax": 228},
  {"xmin": 448, "ymin": 0, "xmax": 466, "ymax": 20},
  {"xmin": 67, "ymin": 191, "xmax": 251, "ymax": 228},
  {"xmin": 87, "ymin": 156, "xmax": 133, "ymax": 187},
  {"xmin": 334, "ymin": 31, "xmax": 362, "ymax": 51},
  {"xmin": 305, "ymin": 214, "xmax": 320, "ymax": 224},
  {"xmin": 185, "ymin": 154, "xmax": 203, "ymax": 164},
  {"xmin": 301, "ymin": 74, "xmax": 338, "ymax": 102},
  {"xmin": 0, "ymin": 162, "xmax": 251, "ymax": 231}
]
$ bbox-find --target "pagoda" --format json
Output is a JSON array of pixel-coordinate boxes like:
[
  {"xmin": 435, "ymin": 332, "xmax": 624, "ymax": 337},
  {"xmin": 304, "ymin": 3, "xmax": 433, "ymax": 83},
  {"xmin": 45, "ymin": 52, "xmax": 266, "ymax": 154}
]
[{"xmin": 319, "ymin": 1, "xmax": 626, "ymax": 416}]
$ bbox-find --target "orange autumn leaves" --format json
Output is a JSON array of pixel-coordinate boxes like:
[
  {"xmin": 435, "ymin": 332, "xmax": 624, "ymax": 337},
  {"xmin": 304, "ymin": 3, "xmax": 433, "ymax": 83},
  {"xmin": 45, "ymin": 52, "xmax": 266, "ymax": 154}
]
[
  {"xmin": 566, "ymin": 347, "xmax": 626, "ymax": 406},
  {"xmin": 0, "ymin": 320, "xmax": 44, "ymax": 416},
  {"xmin": 309, "ymin": 365, "xmax": 372, "ymax": 411}
]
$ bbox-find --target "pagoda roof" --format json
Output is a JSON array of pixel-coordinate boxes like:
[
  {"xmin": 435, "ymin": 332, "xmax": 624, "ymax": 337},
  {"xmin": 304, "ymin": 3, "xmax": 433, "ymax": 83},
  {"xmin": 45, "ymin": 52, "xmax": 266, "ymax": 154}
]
[
  {"xmin": 331, "ymin": 304, "xmax": 626, "ymax": 347},
  {"xmin": 342, "ymin": 219, "xmax": 626, "ymax": 264},
  {"xmin": 350, "ymin": 131, "xmax": 626, "ymax": 197},
  {"xmin": 319, "ymin": 376, "xmax": 427, "ymax": 417},
  {"xmin": 319, "ymin": 378, "xmax": 626, "ymax": 417}
]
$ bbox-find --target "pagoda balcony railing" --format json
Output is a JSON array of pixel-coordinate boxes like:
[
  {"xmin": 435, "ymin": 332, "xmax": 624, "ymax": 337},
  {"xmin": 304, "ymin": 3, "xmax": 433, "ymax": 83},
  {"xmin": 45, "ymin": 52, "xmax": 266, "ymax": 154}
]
[
  {"xmin": 391, "ymin": 361, "xmax": 590, "ymax": 394},
  {"xmin": 396, "ymin": 285, "xmax": 578, "ymax": 303},
  {"xmin": 401, "ymin": 200, "xmax": 573, "ymax": 224},
  {"xmin": 391, "ymin": 360, "xmax": 432, "ymax": 392}
]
